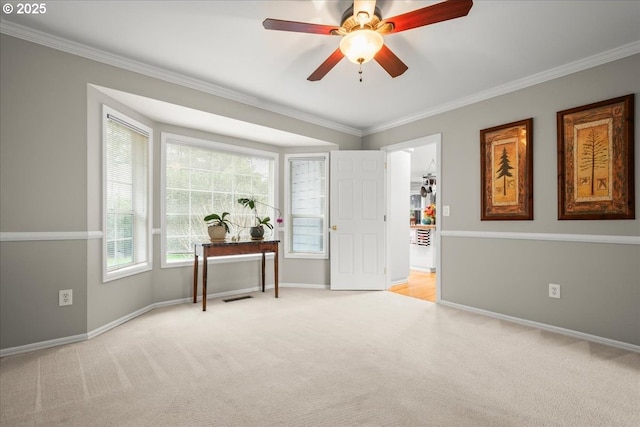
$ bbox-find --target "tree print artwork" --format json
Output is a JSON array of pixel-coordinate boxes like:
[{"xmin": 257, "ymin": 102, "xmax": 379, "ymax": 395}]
[
  {"xmin": 497, "ymin": 147, "xmax": 514, "ymax": 194},
  {"xmin": 480, "ymin": 118, "xmax": 533, "ymax": 220},
  {"xmin": 575, "ymin": 122, "xmax": 611, "ymax": 201},
  {"xmin": 492, "ymin": 141, "xmax": 517, "ymax": 205},
  {"xmin": 557, "ymin": 94, "xmax": 634, "ymax": 220}
]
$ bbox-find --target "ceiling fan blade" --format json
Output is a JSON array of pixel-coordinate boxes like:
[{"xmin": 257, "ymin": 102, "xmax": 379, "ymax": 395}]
[
  {"xmin": 385, "ymin": 0, "xmax": 473, "ymax": 33},
  {"xmin": 374, "ymin": 45, "xmax": 408, "ymax": 78},
  {"xmin": 263, "ymin": 18, "xmax": 340, "ymax": 35},
  {"xmin": 307, "ymin": 48, "xmax": 345, "ymax": 81}
]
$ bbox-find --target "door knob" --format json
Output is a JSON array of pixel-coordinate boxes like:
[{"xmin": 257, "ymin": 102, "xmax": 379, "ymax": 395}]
[{"xmin": 331, "ymin": 225, "xmax": 338, "ymax": 231}]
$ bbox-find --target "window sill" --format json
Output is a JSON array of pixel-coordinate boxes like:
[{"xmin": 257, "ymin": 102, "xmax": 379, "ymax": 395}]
[
  {"xmin": 103, "ymin": 263, "xmax": 152, "ymax": 283},
  {"xmin": 162, "ymin": 252, "xmax": 275, "ymax": 269}
]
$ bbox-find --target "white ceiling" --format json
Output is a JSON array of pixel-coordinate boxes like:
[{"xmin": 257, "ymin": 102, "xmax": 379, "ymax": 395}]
[
  {"xmin": 91, "ymin": 85, "xmax": 336, "ymax": 147},
  {"xmin": 2, "ymin": 1, "xmax": 639, "ymax": 144}
]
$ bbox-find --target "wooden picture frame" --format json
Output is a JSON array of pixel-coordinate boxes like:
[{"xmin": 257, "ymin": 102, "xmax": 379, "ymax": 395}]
[
  {"xmin": 557, "ymin": 94, "xmax": 635, "ymax": 220},
  {"xmin": 480, "ymin": 118, "xmax": 533, "ymax": 220}
]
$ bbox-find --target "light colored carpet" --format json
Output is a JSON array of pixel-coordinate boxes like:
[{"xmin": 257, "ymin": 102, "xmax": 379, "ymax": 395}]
[{"xmin": 1, "ymin": 288, "xmax": 638, "ymax": 426}]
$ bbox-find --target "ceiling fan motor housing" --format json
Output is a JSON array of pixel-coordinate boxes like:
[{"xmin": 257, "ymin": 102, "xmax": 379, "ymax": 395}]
[{"xmin": 339, "ymin": 5, "xmax": 383, "ymax": 28}]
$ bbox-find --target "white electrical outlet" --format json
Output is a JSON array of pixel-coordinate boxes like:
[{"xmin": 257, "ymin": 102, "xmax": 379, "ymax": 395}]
[
  {"xmin": 59, "ymin": 289, "xmax": 73, "ymax": 306},
  {"xmin": 549, "ymin": 284, "xmax": 561, "ymax": 299},
  {"xmin": 443, "ymin": 205, "xmax": 450, "ymax": 216}
]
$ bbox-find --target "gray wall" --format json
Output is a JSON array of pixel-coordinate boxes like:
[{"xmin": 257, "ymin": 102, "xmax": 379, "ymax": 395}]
[
  {"xmin": 0, "ymin": 35, "xmax": 356, "ymax": 350},
  {"xmin": 363, "ymin": 54, "xmax": 640, "ymax": 346},
  {"xmin": 1, "ymin": 34, "xmax": 638, "ymax": 351}
]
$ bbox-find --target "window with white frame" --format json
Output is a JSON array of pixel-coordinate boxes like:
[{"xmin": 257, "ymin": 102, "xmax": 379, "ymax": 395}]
[
  {"xmin": 284, "ymin": 153, "xmax": 328, "ymax": 259},
  {"xmin": 103, "ymin": 107, "xmax": 152, "ymax": 281},
  {"xmin": 162, "ymin": 133, "xmax": 277, "ymax": 265}
]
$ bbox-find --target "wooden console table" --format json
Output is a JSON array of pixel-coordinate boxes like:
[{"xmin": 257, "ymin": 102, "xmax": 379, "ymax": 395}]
[{"xmin": 193, "ymin": 239, "xmax": 280, "ymax": 311}]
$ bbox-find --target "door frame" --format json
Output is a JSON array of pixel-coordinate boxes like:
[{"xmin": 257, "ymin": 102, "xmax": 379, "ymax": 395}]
[
  {"xmin": 329, "ymin": 150, "xmax": 387, "ymax": 290},
  {"xmin": 381, "ymin": 133, "xmax": 442, "ymax": 302}
]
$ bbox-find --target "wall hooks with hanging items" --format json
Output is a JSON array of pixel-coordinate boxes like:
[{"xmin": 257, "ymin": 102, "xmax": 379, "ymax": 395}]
[{"xmin": 420, "ymin": 174, "xmax": 436, "ymax": 198}]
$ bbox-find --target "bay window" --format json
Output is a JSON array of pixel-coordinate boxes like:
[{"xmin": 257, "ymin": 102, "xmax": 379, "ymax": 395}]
[{"xmin": 161, "ymin": 133, "xmax": 277, "ymax": 266}]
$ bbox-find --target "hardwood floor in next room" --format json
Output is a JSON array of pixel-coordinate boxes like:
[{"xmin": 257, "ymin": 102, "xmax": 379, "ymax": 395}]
[{"xmin": 388, "ymin": 270, "xmax": 436, "ymax": 302}]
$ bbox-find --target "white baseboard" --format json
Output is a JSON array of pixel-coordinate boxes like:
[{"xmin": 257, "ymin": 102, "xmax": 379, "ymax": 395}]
[
  {"xmin": 389, "ymin": 278, "xmax": 408, "ymax": 287},
  {"xmin": 0, "ymin": 333, "xmax": 88, "ymax": 357},
  {"xmin": 204, "ymin": 286, "xmax": 262, "ymax": 300},
  {"xmin": 410, "ymin": 266, "xmax": 435, "ymax": 273},
  {"xmin": 438, "ymin": 299, "xmax": 640, "ymax": 353},
  {"xmin": 86, "ymin": 298, "xmax": 191, "ymax": 340},
  {"xmin": 0, "ymin": 299, "xmax": 191, "ymax": 357},
  {"xmin": 3, "ymin": 286, "xmax": 636, "ymax": 357},
  {"xmin": 279, "ymin": 282, "xmax": 329, "ymax": 289},
  {"xmin": 0, "ymin": 284, "xmax": 325, "ymax": 357}
]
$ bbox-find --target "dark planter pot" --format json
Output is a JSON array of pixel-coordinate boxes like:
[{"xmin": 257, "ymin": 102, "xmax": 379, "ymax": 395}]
[{"xmin": 250, "ymin": 226, "xmax": 264, "ymax": 240}]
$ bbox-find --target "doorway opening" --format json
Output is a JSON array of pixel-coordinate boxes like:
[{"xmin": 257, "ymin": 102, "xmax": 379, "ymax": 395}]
[
  {"xmin": 383, "ymin": 134, "xmax": 441, "ymax": 303},
  {"xmin": 389, "ymin": 270, "xmax": 437, "ymax": 302}
]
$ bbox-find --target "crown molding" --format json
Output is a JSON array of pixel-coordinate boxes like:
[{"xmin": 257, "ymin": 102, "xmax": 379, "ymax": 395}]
[
  {"xmin": 0, "ymin": 20, "xmax": 362, "ymax": 138},
  {"xmin": 363, "ymin": 40, "xmax": 640, "ymax": 136},
  {"xmin": 2, "ymin": 20, "xmax": 638, "ymax": 139}
]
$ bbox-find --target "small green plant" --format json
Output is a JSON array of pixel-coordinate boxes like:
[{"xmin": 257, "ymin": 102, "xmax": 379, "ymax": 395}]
[
  {"xmin": 203, "ymin": 212, "xmax": 231, "ymax": 233},
  {"xmin": 237, "ymin": 197, "xmax": 257, "ymax": 212},
  {"xmin": 257, "ymin": 216, "xmax": 273, "ymax": 230},
  {"xmin": 237, "ymin": 197, "xmax": 273, "ymax": 229}
]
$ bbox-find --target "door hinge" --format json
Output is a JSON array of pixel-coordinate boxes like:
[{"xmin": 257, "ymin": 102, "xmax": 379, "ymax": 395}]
[{"xmin": 384, "ymin": 215, "xmax": 387, "ymax": 221}]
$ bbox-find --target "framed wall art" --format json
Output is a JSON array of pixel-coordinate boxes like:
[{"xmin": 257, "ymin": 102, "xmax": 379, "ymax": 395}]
[
  {"xmin": 480, "ymin": 118, "xmax": 533, "ymax": 220},
  {"xmin": 557, "ymin": 94, "xmax": 635, "ymax": 220}
]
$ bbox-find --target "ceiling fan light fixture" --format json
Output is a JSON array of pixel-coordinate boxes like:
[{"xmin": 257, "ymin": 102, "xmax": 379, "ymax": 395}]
[{"xmin": 339, "ymin": 29, "xmax": 383, "ymax": 64}]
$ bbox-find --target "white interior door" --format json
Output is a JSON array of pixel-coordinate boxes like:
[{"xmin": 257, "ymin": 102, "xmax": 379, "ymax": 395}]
[{"xmin": 330, "ymin": 150, "xmax": 386, "ymax": 290}]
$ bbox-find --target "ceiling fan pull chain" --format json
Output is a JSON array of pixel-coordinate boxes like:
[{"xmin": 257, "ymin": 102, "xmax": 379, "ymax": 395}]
[{"xmin": 358, "ymin": 58, "xmax": 364, "ymax": 82}]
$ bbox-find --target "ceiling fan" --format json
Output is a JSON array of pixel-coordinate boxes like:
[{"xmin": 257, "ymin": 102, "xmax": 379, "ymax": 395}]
[{"xmin": 262, "ymin": 0, "xmax": 473, "ymax": 81}]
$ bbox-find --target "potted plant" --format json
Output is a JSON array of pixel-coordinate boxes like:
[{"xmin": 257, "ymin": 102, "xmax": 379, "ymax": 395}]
[
  {"xmin": 237, "ymin": 197, "xmax": 273, "ymax": 240},
  {"xmin": 204, "ymin": 211, "xmax": 232, "ymax": 241},
  {"xmin": 253, "ymin": 215, "xmax": 274, "ymax": 239}
]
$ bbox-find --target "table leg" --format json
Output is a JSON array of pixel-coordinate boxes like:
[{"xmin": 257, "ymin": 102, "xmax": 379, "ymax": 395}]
[
  {"xmin": 193, "ymin": 254, "xmax": 198, "ymax": 304},
  {"xmin": 274, "ymin": 246, "xmax": 279, "ymax": 298},
  {"xmin": 261, "ymin": 252, "xmax": 266, "ymax": 292},
  {"xmin": 202, "ymin": 255, "xmax": 208, "ymax": 311}
]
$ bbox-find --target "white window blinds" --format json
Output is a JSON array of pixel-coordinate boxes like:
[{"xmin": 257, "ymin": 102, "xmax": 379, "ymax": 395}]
[
  {"xmin": 285, "ymin": 154, "xmax": 328, "ymax": 258},
  {"xmin": 104, "ymin": 109, "xmax": 151, "ymax": 279}
]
